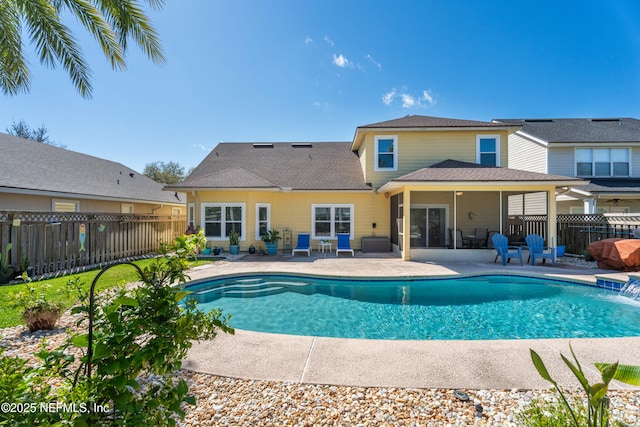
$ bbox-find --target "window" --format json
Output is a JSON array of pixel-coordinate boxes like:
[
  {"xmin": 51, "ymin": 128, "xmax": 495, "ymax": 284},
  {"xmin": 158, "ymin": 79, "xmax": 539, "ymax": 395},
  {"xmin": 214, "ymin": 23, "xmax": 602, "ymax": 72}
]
[
  {"xmin": 53, "ymin": 199, "xmax": 79, "ymax": 212},
  {"xmin": 575, "ymin": 148, "xmax": 630, "ymax": 177},
  {"xmin": 476, "ymin": 135, "xmax": 500, "ymax": 166},
  {"xmin": 311, "ymin": 204, "xmax": 354, "ymax": 239},
  {"xmin": 256, "ymin": 203, "xmax": 271, "ymax": 240},
  {"xmin": 374, "ymin": 135, "xmax": 398, "ymax": 171},
  {"xmin": 121, "ymin": 204, "xmax": 134, "ymax": 213},
  {"xmin": 202, "ymin": 203, "xmax": 245, "ymax": 240},
  {"xmin": 171, "ymin": 207, "xmax": 182, "ymax": 215},
  {"xmin": 187, "ymin": 203, "xmax": 195, "ymax": 226}
]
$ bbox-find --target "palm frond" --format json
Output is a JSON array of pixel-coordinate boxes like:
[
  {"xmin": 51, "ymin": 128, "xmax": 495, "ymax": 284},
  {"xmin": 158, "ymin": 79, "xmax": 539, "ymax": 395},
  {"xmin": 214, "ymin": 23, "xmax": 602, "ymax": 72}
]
[
  {"xmin": 21, "ymin": 0, "xmax": 92, "ymax": 98},
  {"xmin": 0, "ymin": 0, "xmax": 31, "ymax": 95},
  {"xmin": 97, "ymin": 0, "xmax": 166, "ymax": 66},
  {"xmin": 59, "ymin": 0, "xmax": 126, "ymax": 71}
]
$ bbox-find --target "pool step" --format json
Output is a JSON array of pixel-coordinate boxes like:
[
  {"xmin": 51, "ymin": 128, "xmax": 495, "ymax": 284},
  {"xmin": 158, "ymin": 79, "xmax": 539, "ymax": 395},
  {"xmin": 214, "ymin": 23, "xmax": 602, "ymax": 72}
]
[{"xmin": 189, "ymin": 279, "xmax": 310, "ymax": 302}]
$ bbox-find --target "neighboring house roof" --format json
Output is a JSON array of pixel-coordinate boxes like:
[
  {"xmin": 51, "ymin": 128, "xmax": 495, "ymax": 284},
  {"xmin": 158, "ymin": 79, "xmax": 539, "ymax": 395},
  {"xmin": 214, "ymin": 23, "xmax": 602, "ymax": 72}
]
[
  {"xmin": 352, "ymin": 115, "xmax": 521, "ymax": 150},
  {"xmin": 494, "ymin": 118, "xmax": 640, "ymax": 143},
  {"xmin": 378, "ymin": 159, "xmax": 586, "ymax": 193},
  {"xmin": 0, "ymin": 132, "xmax": 184, "ymax": 205},
  {"xmin": 575, "ymin": 179, "xmax": 640, "ymax": 198},
  {"xmin": 167, "ymin": 142, "xmax": 372, "ymax": 191}
]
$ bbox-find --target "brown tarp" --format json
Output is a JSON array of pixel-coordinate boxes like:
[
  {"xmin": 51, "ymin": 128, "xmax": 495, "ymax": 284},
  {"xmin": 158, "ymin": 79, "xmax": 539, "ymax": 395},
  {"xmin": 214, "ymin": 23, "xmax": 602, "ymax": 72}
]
[{"xmin": 587, "ymin": 238, "xmax": 640, "ymax": 272}]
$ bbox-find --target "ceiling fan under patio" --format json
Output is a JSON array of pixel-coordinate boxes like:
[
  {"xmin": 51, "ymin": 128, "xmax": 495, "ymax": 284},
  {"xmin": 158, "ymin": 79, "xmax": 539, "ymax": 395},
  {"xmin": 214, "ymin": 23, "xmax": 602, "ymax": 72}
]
[{"xmin": 604, "ymin": 198, "xmax": 630, "ymax": 205}]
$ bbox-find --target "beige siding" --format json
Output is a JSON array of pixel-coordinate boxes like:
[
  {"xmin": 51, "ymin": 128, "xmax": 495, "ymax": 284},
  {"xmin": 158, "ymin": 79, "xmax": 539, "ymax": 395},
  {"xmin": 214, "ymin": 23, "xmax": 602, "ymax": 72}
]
[
  {"xmin": 0, "ymin": 193, "xmax": 183, "ymax": 214},
  {"xmin": 507, "ymin": 133, "xmax": 547, "ymax": 173},
  {"xmin": 548, "ymin": 147, "xmax": 575, "ymax": 176},
  {"xmin": 362, "ymin": 130, "xmax": 511, "ymax": 189},
  {"xmin": 508, "ymin": 192, "xmax": 547, "ymax": 215}
]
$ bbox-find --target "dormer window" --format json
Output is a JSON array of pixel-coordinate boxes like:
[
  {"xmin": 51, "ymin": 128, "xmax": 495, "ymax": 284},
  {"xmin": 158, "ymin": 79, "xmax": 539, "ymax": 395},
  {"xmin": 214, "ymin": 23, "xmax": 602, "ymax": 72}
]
[
  {"xmin": 374, "ymin": 135, "xmax": 398, "ymax": 171},
  {"xmin": 476, "ymin": 135, "xmax": 500, "ymax": 166}
]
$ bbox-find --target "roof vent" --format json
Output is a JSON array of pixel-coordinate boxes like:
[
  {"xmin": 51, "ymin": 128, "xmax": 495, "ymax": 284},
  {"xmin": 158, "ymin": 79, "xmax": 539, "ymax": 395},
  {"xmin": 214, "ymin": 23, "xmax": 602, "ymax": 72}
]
[
  {"xmin": 253, "ymin": 143, "xmax": 274, "ymax": 148},
  {"xmin": 591, "ymin": 118, "xmax": 620, "ymax": 122},
  {"xmin": 292, "ymin": 143, "xmax": 312, "ymax": 148},
  {"xmin": 524, "ymin": 119, "xmax": 554, "ymax": 123}
]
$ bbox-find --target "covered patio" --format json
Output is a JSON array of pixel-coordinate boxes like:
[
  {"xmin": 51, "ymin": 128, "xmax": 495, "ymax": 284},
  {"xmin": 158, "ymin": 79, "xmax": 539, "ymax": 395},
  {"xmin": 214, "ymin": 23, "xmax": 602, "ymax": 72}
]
[{"xmin": 379, "ymin": 160, "xmax": 587, "ymax": 262}]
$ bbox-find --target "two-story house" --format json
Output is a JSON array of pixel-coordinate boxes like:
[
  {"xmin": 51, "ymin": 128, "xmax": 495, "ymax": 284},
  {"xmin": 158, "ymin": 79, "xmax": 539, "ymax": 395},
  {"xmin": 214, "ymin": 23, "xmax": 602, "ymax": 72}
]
[
  {"xmin": 168, "ymin": 115, "xmax": 584, "ymax": 261},
  {"xmin": 495, "ymin": 118, "xmax": 640, "ymax": 214}
]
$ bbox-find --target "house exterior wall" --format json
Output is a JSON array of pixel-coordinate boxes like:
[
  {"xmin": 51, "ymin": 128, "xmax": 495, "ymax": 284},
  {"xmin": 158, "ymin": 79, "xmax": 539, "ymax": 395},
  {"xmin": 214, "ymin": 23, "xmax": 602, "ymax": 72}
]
[
  {"xmin": 193, "ymin": 190, "xmax": 388, "ymax": 251},
  {"xmin": 507, "ymin": 133, "xmax": 547, "ymax": 173},
  {"xmin": 0, "ymin": 192, "xmax": 182, "ymax": 214},
  {"xmin": 358, "ymin": 130, "xmax": 511, "ymax": 189}
]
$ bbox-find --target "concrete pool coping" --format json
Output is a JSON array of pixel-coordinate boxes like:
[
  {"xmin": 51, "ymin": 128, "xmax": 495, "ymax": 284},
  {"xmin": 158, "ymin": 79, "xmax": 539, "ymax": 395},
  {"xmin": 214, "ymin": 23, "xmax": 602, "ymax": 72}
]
[{"xmin": 183, "ymin": 254, "xmax": 640, "ymax": 390}]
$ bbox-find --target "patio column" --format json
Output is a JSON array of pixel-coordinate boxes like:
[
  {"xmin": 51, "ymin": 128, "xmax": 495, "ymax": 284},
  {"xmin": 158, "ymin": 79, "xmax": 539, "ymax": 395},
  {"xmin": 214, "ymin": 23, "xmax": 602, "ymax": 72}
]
[
  {"xmin": 548, "ymin": 187, "xmax": 558, "ymax": 247},
  {"xmin": 402, "ymin": 188, "xmax": 411, "ymax": 261}
]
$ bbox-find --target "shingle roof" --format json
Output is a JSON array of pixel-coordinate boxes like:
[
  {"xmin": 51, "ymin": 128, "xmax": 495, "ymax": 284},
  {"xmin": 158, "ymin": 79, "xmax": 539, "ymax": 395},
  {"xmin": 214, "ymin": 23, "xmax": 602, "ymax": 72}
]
[
  {"xmin": 391, "ymin": 159, "xmax": 586, "ymax": 183},
  {"xmin": 580, "ymin": 178, "xmax": 640, "ymax": 195},
  {"xmin": 494, "ymin": 118, "xmax": 640, "ymax": 143},
  {"xmin": 169, "ymin": 142, "xmax": 371, "ymax": 191},
  {"xmin": 359, "ymin": 115, "xmax": 518, "ymax": 129},
  {"xmin": 0, "ymin": 132, "xmax": 183, "ymax": 204}
]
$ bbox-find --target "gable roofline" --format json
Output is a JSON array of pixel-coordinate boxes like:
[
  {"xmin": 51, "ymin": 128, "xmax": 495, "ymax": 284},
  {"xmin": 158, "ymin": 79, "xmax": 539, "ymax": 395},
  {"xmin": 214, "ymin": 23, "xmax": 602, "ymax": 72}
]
[{"xmin": 351, "ymin": 115, "xmax": 521, "ymax": 151}]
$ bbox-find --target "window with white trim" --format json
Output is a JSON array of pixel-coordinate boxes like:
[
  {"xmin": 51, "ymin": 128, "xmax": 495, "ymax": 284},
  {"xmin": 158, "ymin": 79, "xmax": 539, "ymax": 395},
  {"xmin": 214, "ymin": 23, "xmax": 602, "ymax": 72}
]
[
  {"xmin": 53, "ymin": 199, "xmax": 79, "ymax": 212},
  {"xmin": 311, "ymin": 204, "xmax": 354, "ymax": 239},
  {"xmin": 187, "ymin": 203, "xmax": 195, "ymax": 226},
  {"xmin": 255, "ymin": 203, "xmax": 271, "ymax": 240},
  {"xmin": 202, "ymin": 203, "xmax": 245, "ymax": 240},
  {"xmin": 576, "ymin": 148, "xmax": 630, "ymax": 177},
  {"xmin": 374, "ymin": 135, "xmax": 398, "ymax": 171},
  {"xmin": 171, "ymin": 207, "xmax": 182, "ymax": 215},
  {"xmin": 476, "ymin": 135, "xmax": 500, "ymax": 166}
]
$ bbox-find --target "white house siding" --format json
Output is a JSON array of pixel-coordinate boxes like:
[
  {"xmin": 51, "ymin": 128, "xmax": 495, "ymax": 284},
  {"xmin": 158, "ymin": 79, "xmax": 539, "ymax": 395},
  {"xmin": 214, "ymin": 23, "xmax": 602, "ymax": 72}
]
[
  {"xmin": 547, "ymin": 147, "xmax": 575, "ymax": 176},
  {"xmin": 508, "ymin": 133, "xmax": 547, "ymax": 173}
]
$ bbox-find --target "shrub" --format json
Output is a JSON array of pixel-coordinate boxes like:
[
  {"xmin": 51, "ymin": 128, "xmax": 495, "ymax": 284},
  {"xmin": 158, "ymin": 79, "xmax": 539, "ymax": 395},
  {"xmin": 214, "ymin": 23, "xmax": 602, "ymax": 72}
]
[{"xmin": 0, "ymin": 234, "xmax": 234, "ymax": 426}]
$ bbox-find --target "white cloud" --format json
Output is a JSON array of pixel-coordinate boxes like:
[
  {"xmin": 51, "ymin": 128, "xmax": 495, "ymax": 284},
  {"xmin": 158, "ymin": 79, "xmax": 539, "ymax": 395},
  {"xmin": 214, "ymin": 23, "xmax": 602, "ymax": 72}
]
[
  {"xmin": 422, "ymin": 90, "xmax": 435, "ymax": 105},
  {"xmin": 305, "ymin": 35, "xmax": 314, "ymax": 44},
  {"xmin": 382, "ymin": 89, "xmax": 396, "ymax": 106},
  {"xmin": 313, "ymin": 101, "xmax": 329, "ymax": 111},
  {"xmin": 402, "ymin": 94, "xmax": 416, "ymax": 108},
  {"xmin": 192, "ymin": 143, "xmax": 209, "ymax": 152},
  {"xmin": 382, "ymin": 88, "xmax": 436, "ymax": 109},
  {"xmin": 333, "ymin": 53, "xmax": 349, "ymax": 68},
  {"xmin": 366, "ymin": 54, "xmax": 381, "ymax": 70},
  {"xmin": 324, "ymin": 35, "xmax": 334, "ymax": 46}
]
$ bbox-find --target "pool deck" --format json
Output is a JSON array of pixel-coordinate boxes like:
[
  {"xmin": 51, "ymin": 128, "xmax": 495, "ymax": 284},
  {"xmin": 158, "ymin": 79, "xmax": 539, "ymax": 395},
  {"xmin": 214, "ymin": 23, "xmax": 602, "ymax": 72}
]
[{"xmin": 183, "ymin": 253, "xmax": 640, "ymax": 390}]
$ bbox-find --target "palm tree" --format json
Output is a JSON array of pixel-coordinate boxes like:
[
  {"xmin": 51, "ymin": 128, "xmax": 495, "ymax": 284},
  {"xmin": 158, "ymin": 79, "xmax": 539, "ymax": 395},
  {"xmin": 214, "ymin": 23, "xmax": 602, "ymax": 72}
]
[{"xmin": 0, "ymin": 0, "xmax": 166, "ymax": 99}]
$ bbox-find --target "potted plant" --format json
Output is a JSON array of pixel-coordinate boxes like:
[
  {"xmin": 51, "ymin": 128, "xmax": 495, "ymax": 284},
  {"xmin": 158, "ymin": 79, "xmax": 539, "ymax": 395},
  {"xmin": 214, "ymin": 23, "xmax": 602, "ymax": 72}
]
[
  {"xmin": 202, "ymin": 240, "xmax": 212, "ymax": 255},
  {"xmin": 10, "ymin": 273, "xmax": 64, "ymax": 332},
  {"xmin": 261, "ymin": 229, "xmax": 281, "ymax": 255},
  {"xmin": 228, "ymin": 230, "xmax": 240, "ymax": 255}
]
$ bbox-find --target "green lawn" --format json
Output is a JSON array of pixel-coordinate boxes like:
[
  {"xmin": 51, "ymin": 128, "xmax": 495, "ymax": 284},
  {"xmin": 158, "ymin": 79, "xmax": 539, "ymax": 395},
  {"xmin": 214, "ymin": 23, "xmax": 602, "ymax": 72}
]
[{"xmin": 0, "ymin": 259, "xmax": 212, "ymax": 329}]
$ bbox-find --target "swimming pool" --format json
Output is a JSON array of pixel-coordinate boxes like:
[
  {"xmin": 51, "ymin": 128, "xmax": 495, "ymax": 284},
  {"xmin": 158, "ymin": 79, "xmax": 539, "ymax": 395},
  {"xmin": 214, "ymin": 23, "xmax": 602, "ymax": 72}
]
[{"xmin": 185, "ymin": 273, "xmax": 640, "ymax": 340}]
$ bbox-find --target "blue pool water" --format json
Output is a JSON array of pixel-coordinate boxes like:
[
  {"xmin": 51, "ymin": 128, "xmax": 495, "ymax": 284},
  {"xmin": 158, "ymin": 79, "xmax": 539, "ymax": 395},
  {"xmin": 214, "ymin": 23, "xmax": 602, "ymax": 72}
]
[{"xmin": 185, "ymin": 274, "xmax": 640, "ymax": 340}]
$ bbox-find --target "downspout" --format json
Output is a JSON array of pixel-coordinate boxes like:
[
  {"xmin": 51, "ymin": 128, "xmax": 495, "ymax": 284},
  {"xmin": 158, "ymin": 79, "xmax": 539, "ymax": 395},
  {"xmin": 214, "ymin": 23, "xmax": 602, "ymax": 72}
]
[{"xmin": 453, "ymin": 190, "xmax": 457, "ymax": 250}]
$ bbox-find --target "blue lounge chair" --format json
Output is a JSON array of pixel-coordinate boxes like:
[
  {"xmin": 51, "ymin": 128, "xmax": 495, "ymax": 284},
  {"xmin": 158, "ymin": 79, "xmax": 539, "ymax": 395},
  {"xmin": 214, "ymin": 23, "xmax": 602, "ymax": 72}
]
[
  {"xmin": 336, "ymin": 233, "xmax": 354, "ymax": 257},
  {"xmin": 492, "ymin": 233, "xmax": 523, "ymax": 266},
  {"xmin": 292, "ymin": 233, "xmax": 311, "ymax": 256},
  {"xmin": 525, "ymin": 233, "xmax": 556, "ymax": 266}
]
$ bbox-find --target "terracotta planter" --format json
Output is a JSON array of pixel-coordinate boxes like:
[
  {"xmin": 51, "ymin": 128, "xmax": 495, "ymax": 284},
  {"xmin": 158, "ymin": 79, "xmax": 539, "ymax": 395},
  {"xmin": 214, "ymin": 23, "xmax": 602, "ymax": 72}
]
[{"xmin": 22, "ymin": 307, "xmax": 62, "ymax": 332}]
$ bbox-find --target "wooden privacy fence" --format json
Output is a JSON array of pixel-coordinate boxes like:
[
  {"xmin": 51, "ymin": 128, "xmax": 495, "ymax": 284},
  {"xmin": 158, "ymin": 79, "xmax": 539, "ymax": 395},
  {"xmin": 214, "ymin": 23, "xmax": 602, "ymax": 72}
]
[
  {"xmin": 0, "ymin": 211, "xmax": 186, "ymax": 277},
  {"xmin": 508, "ymin": 214, "xmax": 640, "ymax": 254}
]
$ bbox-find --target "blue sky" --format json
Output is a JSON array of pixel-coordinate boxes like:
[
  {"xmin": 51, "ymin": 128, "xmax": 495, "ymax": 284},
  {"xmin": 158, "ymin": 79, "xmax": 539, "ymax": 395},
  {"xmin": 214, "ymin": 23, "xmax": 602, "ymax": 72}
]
[{"xmin": 2, "ymin": 0, "xmax": 640, "ymax": 173}]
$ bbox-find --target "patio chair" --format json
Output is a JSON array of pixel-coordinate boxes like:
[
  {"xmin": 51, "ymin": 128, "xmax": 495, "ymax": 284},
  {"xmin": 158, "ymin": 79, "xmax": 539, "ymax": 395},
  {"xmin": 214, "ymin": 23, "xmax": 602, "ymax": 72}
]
[
  {"xmin": 492, "ymin": 233, "xmax": 523, "ymax": 266},
  {"xmin": 292, "ymin": 233, "xmax": 311, "ymax": 256},
  {"xmin": 525, "ymin": 233, "xmax": 556, "ymax": 266},
  {"xmin": 472, "ymin": 227, "xmax": 489, "ymax": 248},
  {"xmin": 336, "ymin": 233, "xmax": 354, "ymax": 257},
  {"xmin": 448, "ymin": 228, "xmax": 470, "ymax": 248}
]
